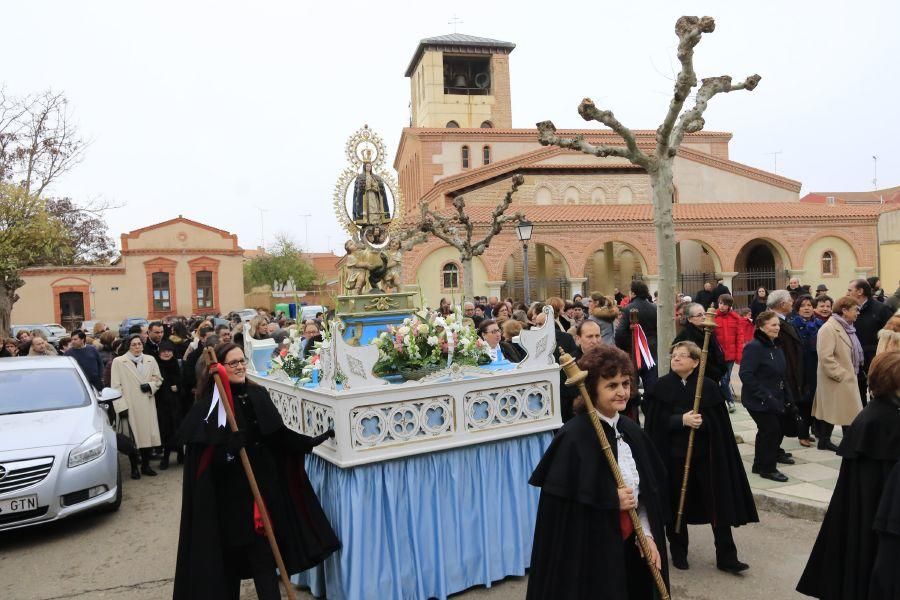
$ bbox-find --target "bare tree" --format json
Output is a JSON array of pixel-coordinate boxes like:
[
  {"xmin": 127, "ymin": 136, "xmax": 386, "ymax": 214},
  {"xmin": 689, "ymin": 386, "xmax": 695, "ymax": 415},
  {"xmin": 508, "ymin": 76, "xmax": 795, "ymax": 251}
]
[
  {"xmin": 0, "ymin": 89, "xmax": 86, "ymax": 196},
  {"xmin": 413, "ymin": 174, "xmax": 525, "ymax": 302},
  {"xmin": 537, "ymin": 16, "xmax": 760, "ymax": 373}
]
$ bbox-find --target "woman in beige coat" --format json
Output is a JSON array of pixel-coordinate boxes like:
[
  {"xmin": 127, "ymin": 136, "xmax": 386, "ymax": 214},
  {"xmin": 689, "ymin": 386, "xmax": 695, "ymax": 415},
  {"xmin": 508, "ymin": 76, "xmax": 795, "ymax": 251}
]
[
  {"xmin": 813, "ymin": 296, "xmax": 864, "ymax": 451},
  {"xmin": 111, "ymin": 334, "xmax": 163, "ymax": 479}
]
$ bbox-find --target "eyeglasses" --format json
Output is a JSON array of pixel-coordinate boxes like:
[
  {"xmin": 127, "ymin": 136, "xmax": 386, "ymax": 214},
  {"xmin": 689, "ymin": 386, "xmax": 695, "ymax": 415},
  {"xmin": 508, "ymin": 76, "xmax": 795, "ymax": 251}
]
[
  {"xmin": 689, "ymin": 313, "xmax": 705, "ymax": 319},
  {"xmin": 485, "ymin": 329, "xmax": 501, "ymax": 334},
  {"xmin": 224, "ymin": 359, "xmax": 247, "ymax": 368},
  {"xmin": 671, "ymin": 353, "xmax": 694, "ymax": 360}
]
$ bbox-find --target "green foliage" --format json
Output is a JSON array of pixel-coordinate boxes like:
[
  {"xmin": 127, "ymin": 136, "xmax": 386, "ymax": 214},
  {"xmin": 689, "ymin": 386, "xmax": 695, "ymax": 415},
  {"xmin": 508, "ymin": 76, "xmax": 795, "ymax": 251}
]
[
  {"xmin": 243, "ymin": 235, "xmax": 318, "ymax": 293},
  {"xmin": 0, "ymin": 183, "xmax": 72, "ymax": 281}
]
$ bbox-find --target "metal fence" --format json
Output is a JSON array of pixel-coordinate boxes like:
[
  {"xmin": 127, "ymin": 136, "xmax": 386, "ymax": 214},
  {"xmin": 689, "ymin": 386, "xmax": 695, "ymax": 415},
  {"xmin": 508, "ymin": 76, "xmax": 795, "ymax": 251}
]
[
  {"xmin": 501, "ymin": 278, "xmax": 571, "ymax": 303},
  {"xmin": 732, "ymin": 268, "xmax": 790, "ymax": 308}
]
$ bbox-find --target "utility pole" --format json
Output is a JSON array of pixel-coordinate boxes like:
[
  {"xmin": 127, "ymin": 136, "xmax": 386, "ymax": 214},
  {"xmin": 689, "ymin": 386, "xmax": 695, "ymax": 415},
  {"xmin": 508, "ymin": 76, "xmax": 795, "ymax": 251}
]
[
  {"xmin": 298, "ymin": 213, "xmax": 312, "ymax": 252},
  {"xmin": 766, "ymin": 151, "xmax": 782, "ymax": 174}
]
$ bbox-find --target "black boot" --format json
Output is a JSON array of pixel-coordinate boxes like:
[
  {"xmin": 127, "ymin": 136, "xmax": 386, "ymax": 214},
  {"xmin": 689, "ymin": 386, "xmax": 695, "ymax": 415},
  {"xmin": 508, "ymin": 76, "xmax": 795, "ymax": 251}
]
[
  {"xmin": 159, "ymin": 449, "xmax": 170, "ymax": 471},
  {"xmin": 140, "ymin": 449, "xmax": 157, "ymax": 476},
  {"xmin": 129, "ymin": 451, "xmax": 141, "ymax": 480}
]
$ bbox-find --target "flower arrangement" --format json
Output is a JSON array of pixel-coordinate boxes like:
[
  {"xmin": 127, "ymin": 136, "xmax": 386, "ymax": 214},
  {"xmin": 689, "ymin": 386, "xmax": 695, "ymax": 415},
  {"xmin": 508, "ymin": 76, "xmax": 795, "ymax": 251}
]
[
  {"xmin": 270, "ymin": 325, "xmax": 324, "ymax": 384},
  {"xmin": 372, "ymin": 307, "xmax": 490, "ymax": 378}
]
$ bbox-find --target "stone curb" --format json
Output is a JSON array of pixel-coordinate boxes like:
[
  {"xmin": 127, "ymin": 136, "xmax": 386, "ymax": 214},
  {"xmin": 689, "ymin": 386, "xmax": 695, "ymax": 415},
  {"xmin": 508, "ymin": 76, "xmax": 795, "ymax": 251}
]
[{"xmin": 753, "ymin": 490, "xmax": 827, "ymax": 522}]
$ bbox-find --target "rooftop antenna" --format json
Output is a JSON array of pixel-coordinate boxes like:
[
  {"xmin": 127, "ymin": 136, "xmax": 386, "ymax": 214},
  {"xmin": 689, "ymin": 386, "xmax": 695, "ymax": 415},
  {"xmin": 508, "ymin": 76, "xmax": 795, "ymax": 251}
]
[
  {"xmin": 872, "ymin": 155, "xmax": 878, "ymax": 190},
  {"xmin": 766, "ymin": 151, "xmax": 782, "ymax": 174},
  {"xmin": 256, "ymin": 206, "xmax": 269, "ymax": 250},
  {"xmin": 298, "ymin": 213, "xmax": 312, "ymax": 252},
  {"xmin": 448, "ymin": 15, "xmax": 463, "ymax": 33}
]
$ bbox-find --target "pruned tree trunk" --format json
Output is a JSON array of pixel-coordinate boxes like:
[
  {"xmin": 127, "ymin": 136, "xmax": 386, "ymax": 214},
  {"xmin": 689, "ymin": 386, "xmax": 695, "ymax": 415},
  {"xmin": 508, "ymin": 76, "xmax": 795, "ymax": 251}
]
[
  {"xmin": 0, "ymin": 277, "xmax": 22, "ymax": 336},
  {"xmin": 461, "ymin": 256, "xmax": 475, "ymax": 303},
  {"xmin": 537, "ymin": 15, "xmax": 760, "ymax": 374}
]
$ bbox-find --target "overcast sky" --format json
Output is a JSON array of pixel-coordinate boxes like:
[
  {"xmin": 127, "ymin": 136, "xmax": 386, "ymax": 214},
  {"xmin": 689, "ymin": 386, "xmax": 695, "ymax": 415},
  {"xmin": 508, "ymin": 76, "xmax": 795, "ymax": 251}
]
[{"xmin": 5, "ymin": 1, "xmax": 898, "ymax": 255}]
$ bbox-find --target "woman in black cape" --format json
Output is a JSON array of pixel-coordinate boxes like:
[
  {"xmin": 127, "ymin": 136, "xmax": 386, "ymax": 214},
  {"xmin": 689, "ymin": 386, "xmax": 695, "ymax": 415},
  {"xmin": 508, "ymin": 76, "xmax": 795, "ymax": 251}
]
[
  {"xmin": 174, "ymin": 343, "xmax": 340, "ymax": 600},
  {"xmin": 797, "ymin": 351, "xmax": 900, "ymax": 600},
  {"xmin": 644, "ymin": 341, "xmax": 758, "ymax": 573},
  {"xmin": 154, "ymin": 339, "xmax": 183, "ymax": 469},
  {"xmin": 870, "ymin": 457, "xmax": 900, "ymax": 599},
  {"xmin": 527, "ymin": 345, "xmax": 669, "ymax": 600}
]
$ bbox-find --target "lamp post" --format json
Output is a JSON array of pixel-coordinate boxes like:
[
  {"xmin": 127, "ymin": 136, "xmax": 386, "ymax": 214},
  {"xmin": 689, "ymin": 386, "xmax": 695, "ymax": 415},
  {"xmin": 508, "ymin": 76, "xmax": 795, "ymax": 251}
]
[{"xmin": 516, "ymin": 219, "xmax": 534, "ymax": 305}]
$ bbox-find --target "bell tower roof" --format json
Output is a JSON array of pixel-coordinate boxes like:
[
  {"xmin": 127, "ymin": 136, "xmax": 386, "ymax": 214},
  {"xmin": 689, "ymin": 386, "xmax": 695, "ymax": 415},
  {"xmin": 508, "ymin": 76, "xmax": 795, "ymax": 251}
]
[{"xmin": 405, "ymin": 33, "xmax": 515, "ymax": 77}]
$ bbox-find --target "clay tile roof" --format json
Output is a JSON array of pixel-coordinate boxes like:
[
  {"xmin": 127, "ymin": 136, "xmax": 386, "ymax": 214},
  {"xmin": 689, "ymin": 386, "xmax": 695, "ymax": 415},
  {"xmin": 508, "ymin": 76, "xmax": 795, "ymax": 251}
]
[
  {"xmin": 405, "ymin": 33, "xmax": 515, "ymax": 76},
  {"xmin": 429, "ymin": 202, "xmax": 886, "ymax": 226}
]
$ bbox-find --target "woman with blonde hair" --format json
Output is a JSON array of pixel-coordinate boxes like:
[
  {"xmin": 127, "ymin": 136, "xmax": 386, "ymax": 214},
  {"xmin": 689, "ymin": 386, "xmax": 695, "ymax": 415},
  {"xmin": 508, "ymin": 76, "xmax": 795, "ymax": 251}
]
[
  {"xmin": 248, "ymin": 315, "xmax": 269, "ymax": 340},
  {"xmin": 812, "ymin": 296, "xmax": 864, "ymax": 451},
  {"xmin": 875, "ymin": 313, "xmax": 900, "ymax": 355}
]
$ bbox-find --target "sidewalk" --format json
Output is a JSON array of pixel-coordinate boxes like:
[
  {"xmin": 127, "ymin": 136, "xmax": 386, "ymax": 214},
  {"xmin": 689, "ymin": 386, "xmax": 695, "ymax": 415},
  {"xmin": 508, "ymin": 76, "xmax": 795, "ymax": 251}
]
[{"xmin": 728, "ymin": 369, "xmax": 840, "ymax": 521}]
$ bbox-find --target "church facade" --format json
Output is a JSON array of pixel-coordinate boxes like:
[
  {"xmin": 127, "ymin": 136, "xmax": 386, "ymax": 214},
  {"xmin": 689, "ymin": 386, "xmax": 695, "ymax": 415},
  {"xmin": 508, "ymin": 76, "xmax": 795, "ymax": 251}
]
[{"xmin": 394, "ymin": 34, "xmax": 885, "ymax": 307}]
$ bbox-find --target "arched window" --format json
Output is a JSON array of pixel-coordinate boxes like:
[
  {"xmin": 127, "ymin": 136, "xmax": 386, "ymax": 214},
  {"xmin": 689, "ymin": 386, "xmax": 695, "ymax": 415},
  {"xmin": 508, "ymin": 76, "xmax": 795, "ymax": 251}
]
[
  {"xmin": 442, "ymin": 263, "xmax": 460, "ymax": 290},
  {"xmin": 461, "ymin": 145, "xmax": 470, "ymax": 169},
  {"xmin": 446, "ymin": 120, "xmax": 460, "ymax": 128},
  {"xmin": 821, "ymin": 251, "xmax": 835, "ymax": 275},
  {"xmin": 535, "ymin": 186, "xmax": 553, "ymax": 205},
  {"xmin": 480, "ymin": 120, "xmax": 494, "ymax": 128},
  {"xmin": 482, "ymin": 145, "xmax": 491, "ymax": 165},
  {"xmin": 617, "ymin": 186, "xmax": 634, "ymax": 204}
]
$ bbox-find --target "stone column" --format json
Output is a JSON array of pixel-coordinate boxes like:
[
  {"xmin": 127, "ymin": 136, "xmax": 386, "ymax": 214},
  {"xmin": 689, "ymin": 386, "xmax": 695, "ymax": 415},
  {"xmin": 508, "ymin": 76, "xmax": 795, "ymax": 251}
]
[
  {"xmin": 567, "ymin": 277, "xmax": 588, "ymax": 298},
  {"xmin": 644, "ymin": 275, "xmax": 660, "ymax": 297},
  {"xmin": 536, "ymin": 244, "xmax": 548, "ymax": 300},
  {"xmin": 485, "ymin": 280, "xmax": 506, "ymax": 300},
  {"xmin": 603, "ymin": 242, "xmax": 615, "ymax": 294}
]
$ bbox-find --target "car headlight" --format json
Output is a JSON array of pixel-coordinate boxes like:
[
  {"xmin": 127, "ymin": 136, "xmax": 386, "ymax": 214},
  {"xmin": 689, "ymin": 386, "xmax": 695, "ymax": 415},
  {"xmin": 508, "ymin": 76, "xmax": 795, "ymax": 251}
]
[{"xmin": 68, "ymin": 432, "xmax": 106, "ymax": 468}]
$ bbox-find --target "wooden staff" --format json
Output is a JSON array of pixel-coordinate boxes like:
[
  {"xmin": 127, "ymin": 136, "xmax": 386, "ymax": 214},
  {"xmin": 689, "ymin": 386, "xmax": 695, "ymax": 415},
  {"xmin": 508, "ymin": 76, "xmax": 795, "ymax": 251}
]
[
  {"xmin": 559, "ymin": 351, "xmax": 670, "ymax": 600},
  {"xmin": 626, "ymin": 309, "xmax": 641, "ymax": 421},
  {"xmin": 204, "ymin": 347, "xmax": 297, "ymax": 600},
  {"xmin": 674, "ymin": 306, "xmax": 718, "ymax": 533}
]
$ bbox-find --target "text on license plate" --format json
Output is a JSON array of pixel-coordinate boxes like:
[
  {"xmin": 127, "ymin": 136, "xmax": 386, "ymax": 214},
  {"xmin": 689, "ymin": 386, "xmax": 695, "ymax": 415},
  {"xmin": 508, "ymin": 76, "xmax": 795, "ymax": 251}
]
[{"xmin": 0, "ymin": 494, "xmax": 38, "ymax": 514}]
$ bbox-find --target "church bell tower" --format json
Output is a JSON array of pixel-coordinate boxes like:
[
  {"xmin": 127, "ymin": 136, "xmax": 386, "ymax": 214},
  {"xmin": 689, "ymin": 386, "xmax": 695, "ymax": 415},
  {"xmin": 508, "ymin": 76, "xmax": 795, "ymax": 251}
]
[{"xmin": 405, "ymin": 34, "xmax": 515, "ymax": 129}]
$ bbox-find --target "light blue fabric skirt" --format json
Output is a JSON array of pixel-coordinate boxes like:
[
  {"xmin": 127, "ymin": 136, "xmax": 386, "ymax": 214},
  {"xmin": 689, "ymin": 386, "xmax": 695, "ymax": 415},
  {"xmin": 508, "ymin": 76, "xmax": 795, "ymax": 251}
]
[{"xmin": 293, "ymin": 431, "xmax": 553, "ymax": 599}]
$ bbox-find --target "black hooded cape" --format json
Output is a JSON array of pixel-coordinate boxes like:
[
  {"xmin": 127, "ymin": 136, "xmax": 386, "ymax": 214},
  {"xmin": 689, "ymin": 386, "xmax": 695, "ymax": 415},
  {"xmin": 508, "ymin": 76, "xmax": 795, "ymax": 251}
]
[
  {"xmin": 644, "ymin": 371, "xmax": 758, "ymax": 527},
  {"xmin": 796, "ymin": 396, "xmax": 900, "ymax": 600},
  {"xmin": 870, "ymin": 460, "xmax": 900, "ymax": 599},
  {"xmin": 526, "ymin": 412, "xmax": 670, "ymax": 600},
  {"xmin": 173, "ymin": 382, "xmax": 340, "ymax": 600}
]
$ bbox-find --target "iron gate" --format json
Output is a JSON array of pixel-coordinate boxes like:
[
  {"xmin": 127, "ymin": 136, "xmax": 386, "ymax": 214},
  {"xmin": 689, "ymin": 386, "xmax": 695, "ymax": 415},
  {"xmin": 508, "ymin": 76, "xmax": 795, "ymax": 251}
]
[{"xmin": 732, "ymin": 268, "xmax": 790, "ymax": 308}]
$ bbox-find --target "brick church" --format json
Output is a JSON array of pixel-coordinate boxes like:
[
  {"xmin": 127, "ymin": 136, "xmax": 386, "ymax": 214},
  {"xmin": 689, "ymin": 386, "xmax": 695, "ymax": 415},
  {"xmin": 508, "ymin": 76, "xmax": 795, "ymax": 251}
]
[{"xmin": 393, "ymin": 34, "xmax": 887, "ymax": 307}]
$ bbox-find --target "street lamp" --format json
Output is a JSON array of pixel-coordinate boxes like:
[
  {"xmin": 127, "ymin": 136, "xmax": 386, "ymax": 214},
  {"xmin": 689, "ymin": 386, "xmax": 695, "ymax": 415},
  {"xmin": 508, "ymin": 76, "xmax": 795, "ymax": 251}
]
[{"xmin": 516, "ymin": 219, "xmax": 534, "ymax": 305}]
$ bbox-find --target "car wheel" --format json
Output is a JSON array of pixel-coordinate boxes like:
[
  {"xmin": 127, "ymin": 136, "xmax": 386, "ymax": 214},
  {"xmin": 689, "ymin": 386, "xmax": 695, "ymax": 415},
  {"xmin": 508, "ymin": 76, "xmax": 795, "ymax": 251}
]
[{"xmin": 100, "ymin": 468, "xmax": 123, "ymax": 513}]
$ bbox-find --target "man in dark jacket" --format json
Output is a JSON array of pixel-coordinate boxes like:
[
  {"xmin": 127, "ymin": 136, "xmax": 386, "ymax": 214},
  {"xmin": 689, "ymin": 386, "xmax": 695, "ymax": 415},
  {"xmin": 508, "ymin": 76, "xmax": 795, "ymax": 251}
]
[
  {"xmin": 615, "ymin": 280, "xmax": 659, "ymax": 395},
  {"xmin": 848, "ymin": 278, "xmax": 893, "ymax": 404},
  {"xmin": 711, "ymin": 279, "xmax": 731, "ymax": 306},
  {"xmin": 695, "ymin": 282, "xmax": 715, "ymax": 309},
  {"xmin": 887, "ymin": 281, "xmax": 900, "ymax": 312},
  {"xmin": 65, "ymin": 330, "xmax": 104, "ymax": 391},
  {"xmin": 768, "ymin": 290, "xmax": 803, "ymax": 455}
]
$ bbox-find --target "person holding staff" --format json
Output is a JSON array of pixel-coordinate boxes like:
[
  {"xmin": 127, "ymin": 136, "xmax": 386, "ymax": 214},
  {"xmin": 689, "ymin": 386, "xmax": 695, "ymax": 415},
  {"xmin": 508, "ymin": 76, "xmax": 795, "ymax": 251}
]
[
  {"xmin": 174, "ymin": 343, "xmax": 340, "ymax": 600},
  {"xmin": 645, "ymin": 341, "xmax": 758, "ymax": 573},
  {"xmin": 527, "ymin": 344, "xmax": 669, "ymax": 600}
]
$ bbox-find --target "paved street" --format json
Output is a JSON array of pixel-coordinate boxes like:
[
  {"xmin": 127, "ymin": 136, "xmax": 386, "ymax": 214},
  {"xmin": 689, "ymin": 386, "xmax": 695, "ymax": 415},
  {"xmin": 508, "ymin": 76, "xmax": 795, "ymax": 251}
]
[{"xmin": 0, "ymin": 453, "xmax": 822, "ymax": 600}]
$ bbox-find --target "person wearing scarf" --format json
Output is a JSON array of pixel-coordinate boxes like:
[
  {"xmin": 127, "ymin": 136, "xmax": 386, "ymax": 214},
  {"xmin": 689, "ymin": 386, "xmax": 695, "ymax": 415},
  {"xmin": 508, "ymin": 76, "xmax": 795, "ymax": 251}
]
[
  {"xmin": 811, "ymin": 296, "xmax": 864, "ymax": 452},
  {"xmin": 111, "ymin": 334, "xmax": 163, "ymax": 479}
]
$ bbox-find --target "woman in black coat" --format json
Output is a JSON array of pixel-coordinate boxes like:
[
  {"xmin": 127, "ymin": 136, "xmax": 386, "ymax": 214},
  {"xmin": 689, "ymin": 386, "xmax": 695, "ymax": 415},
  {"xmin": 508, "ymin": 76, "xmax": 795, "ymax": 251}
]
[
  {"xmin": 155, "ymin": 340, "xmax": 183, "ymax": 469},
  {"xmin": 645, "ymin": 341, "xmax": 758, "ymax": 573},
  {"xmin": 797, "ymin": 351, "xmax": 900, "ymax": 600},
  {"xmin": 672, "ymin": 303, "xmax": 726, "ymax": 384},
  {"xmin": 870, "ymin": 460, "xmax": 900, "ymax": 599},
  {"xmin": 739, "ymin": 311, "xmax": 792, "ymax": 482},
  {"xmin": 527, "ymin": 345, "xmax": 669, "ymax": 600},
  {"xmin": 174, "ymin": 343, "xmax": 340, "ymax": 600}
]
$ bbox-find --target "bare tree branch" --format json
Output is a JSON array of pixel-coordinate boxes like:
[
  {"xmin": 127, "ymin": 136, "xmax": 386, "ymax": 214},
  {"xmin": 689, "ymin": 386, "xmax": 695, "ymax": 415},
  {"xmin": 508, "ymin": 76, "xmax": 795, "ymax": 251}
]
[
  {"xmin": 670, "ymin": 73, "xmax": 761, "ymax": 149},
  {"xmin": 537, "ymin": 120, "xmax": 646, "ymax": 166},
  {"xmin": 576, "ymin": 99, "xmax": 651, "ymax": 167}
]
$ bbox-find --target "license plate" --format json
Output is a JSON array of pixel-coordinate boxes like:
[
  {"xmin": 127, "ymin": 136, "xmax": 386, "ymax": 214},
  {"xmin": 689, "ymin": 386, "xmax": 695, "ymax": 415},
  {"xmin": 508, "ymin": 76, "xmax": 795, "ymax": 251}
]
[{"xmin": 0, "ymin": 494, "xmax": 38, "ymax": 515}]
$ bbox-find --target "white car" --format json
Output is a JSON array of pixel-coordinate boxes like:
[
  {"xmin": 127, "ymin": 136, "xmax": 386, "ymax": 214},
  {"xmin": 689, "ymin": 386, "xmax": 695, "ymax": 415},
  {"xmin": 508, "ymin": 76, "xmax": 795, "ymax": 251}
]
[
  {"xmin": 44, "ymin": 323, "xmax": 68, "ymax": 338},
  {"xmin": 0, "ymin": 357, "xmax": 122, "ymax": 531}
]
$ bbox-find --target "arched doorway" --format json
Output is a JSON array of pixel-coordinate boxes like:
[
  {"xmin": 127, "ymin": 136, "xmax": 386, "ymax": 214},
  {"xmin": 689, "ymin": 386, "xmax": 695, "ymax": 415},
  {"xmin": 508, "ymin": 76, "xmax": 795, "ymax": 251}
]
[
  {"xmin": 59, "ymin": 291, "xmax": 85, "ymax": 331},
  {"xmin": 676, "ymin": 240, "xmax": 721, "ymax": 297},
  {"xmin": 501, "ymin": 243, "xmax": 570, "ymax": 303},
  {"xmin": 584, "ymin": 242, "xmax": 646, "ymax": 296},
  {"xmin": 732, "ymin": 239, "xmax": 790, "ymax": 307}
]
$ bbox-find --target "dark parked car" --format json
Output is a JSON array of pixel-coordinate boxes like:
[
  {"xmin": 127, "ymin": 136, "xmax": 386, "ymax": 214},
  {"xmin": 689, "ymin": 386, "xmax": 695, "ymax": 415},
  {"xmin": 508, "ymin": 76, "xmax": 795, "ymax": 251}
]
[{"xmin": 117, "ymin": 318, "xmax": 149, "ymax": 339}]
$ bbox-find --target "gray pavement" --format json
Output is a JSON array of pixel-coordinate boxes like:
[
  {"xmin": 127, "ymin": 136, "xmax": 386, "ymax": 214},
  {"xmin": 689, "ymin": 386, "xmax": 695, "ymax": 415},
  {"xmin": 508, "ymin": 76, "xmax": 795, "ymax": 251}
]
[{"xmin": 0, "ymin": 454, "xmax": 821, "ymax": 600}]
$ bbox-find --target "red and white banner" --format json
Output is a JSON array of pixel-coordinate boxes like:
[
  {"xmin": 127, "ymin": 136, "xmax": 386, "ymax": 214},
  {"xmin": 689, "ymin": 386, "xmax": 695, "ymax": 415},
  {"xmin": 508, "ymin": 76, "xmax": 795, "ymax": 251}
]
[{"xmin": 632, "ymin": 324, "xmax": 656, "ymax": 370}]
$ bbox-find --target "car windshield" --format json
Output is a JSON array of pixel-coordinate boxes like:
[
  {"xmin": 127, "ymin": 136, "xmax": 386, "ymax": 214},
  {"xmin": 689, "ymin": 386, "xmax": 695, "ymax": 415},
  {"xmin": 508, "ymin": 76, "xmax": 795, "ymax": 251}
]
[{"xmin": 0, "ymin": 369, "xmax": 91, "ymax": 415}]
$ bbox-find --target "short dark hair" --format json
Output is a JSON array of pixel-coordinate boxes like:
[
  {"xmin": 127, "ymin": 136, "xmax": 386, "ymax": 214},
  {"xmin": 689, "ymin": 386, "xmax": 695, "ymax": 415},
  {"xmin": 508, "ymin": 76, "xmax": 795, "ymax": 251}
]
[
  {"xmin": 575, "ymin": 345, "xmax": 635, "ymax": 413},
  {"xmin": 755, "ymin": 310, "xmax": 778, "ymax": 328},
  {"xmin": 71, "ymin": 330, "xmax": 87, "ymax": 341},
  {"xmin": 868, "ymin": 351, "xmax": 900, "ymax": 398},
  {"xmin": 792, "ymin": 294, "xmax": 814, "ymax": 314},
  {"xmin": 813, "ymin": 295, "xmax": 833, "ymax": 308},
  {"xmin": 477, "ymin": 319, "xmax": 498, "ymax": 338},
  {"xmin": 148, "ymin": 321, "xmax": 163, "ymax": 331},
  {"xmin": 128, "ymin": 324, "xmax": 143, "ymax": 335},
  {"xmin": 630, "ymin": 280, "xmax": 650, "ymax": 299},
  {"xmin": 850, "ymin": 278, "xmax": 872, "ymax": 298},
  {"xmin": 718, "ymin": 294, "xmax": 734, "ymax": 307},
  {"xmin": 575, "ymin": 318, "xmax": 601, "ymax": 337},
  {"xmin": 215, "ymin": 323, "xmax": 230, "ymax": 334},
  {"xmin": 198, "ymin": 326, "xmax": 213, "ymax": 338}
]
